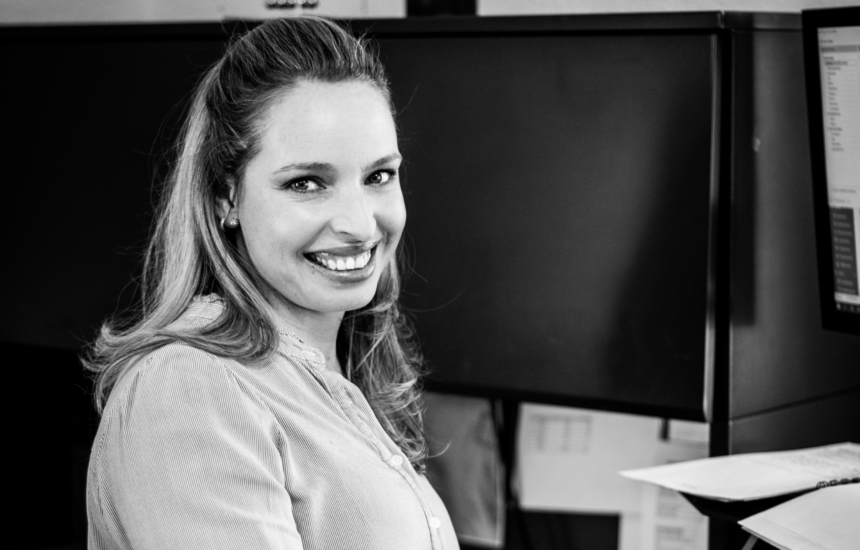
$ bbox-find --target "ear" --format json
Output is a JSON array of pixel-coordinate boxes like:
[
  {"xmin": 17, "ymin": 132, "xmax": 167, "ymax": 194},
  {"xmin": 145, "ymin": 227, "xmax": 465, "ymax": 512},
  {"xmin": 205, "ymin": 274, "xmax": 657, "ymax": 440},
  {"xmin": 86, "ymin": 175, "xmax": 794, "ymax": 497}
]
[{"xmin": 217, "ymin": 181, "xmax": 238, "ymax": 219}]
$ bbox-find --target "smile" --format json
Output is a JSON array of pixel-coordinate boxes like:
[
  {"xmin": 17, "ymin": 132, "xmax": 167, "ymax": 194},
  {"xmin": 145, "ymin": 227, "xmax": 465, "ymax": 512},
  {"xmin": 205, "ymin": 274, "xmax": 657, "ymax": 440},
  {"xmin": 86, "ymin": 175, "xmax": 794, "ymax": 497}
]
[{"xmin": 306, "ymin": 247, "xmax": 375, "ymax": 272}]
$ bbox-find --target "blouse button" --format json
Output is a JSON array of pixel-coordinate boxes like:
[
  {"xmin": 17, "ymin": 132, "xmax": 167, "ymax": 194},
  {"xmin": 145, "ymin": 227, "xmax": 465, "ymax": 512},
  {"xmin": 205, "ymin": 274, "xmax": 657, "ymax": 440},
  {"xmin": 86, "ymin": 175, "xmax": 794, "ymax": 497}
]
[
  {"xmin": 429, "ymin": 517, "xmax": 441, "ymax": 529},
  {"xmin": 388, "ymin": 455, "xmax": 404, "ymax": 468}
]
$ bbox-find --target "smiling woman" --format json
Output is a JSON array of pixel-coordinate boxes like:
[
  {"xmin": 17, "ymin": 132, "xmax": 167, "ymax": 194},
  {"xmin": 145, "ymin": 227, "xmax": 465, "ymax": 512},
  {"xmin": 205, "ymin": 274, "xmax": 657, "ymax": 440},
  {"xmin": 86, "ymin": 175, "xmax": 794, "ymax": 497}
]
[
  {"xmin": 237, "ymin": 81, "xmax": 406, "ymax": 323},
  {"xmin": 83, "ymin": 17, "xmax": 458, "ymax": 550}
]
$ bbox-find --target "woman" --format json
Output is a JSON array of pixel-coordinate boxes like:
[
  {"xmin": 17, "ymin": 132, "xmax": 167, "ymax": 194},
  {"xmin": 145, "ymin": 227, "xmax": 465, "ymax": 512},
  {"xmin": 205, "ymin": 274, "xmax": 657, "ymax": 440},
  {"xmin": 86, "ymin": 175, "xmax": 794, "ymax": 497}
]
[{"xmin": 85, "ymin": 17, "xmax": 458, "ymax": 550}]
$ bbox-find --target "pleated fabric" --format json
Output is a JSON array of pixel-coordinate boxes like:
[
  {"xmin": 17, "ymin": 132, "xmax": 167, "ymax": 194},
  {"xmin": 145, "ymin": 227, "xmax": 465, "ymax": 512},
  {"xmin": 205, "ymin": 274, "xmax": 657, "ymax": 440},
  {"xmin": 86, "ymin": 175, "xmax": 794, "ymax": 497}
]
[{"xmin": 87, "ymin": 297, "xmax": 458, "ymax": 550}]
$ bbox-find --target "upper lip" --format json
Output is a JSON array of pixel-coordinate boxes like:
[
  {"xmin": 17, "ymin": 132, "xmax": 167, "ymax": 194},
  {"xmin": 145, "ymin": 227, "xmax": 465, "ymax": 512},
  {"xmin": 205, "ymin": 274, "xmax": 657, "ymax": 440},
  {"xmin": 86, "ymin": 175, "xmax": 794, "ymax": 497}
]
[{"xmin": 306, "ymin": 241, "xmax": 379, "ymax": 257}]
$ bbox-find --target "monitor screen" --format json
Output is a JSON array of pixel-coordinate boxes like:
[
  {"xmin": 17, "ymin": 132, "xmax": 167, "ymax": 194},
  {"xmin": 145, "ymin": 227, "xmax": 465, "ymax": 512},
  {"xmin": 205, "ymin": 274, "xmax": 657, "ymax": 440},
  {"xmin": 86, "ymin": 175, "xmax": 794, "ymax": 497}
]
[
  {"xmin": 803, "ymin": 7, "xmax": 860, "ymax": 335},
  {"xmin": 372, "ymin": 28, "xmax": 717, "ymax": 418}
]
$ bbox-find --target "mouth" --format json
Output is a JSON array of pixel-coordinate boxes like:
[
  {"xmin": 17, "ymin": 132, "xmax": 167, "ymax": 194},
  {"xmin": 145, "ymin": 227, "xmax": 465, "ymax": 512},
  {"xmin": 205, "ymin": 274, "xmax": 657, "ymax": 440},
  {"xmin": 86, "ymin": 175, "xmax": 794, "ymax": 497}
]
[
  {"xmin": 304, "ymin": 245, "xmax": 377, "ymax": 276},
  {"xmin": 306, "ymin": 247, "xmax": 374, "ymax": 271}
]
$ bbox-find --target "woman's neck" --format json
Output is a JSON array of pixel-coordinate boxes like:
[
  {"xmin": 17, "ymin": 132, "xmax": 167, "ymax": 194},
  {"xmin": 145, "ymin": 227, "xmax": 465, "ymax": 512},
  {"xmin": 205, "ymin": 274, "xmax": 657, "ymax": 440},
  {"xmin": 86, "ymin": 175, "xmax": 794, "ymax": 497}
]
[{"xmin": 269, "ymin": 301, "xmax": 344, "ymax": 376}]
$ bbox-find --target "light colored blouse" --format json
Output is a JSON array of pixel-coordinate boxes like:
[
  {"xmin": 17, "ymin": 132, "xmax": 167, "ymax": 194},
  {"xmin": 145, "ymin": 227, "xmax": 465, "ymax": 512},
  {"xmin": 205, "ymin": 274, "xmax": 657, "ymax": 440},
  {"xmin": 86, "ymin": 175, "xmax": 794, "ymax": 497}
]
[{"xmin": 86, "ymin": 298, "xmax": 459, "ymax": 550}]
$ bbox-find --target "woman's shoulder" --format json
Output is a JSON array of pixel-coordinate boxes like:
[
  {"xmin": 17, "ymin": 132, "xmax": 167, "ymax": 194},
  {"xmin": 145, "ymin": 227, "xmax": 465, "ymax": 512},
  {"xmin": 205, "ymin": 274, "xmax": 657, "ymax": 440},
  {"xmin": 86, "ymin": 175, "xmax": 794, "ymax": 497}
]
[
  {"xmin": 87, "ymin": 341, "xmax": 287, "ymax": 533},
  {"xmin": 101, "ymin": 295, "xmax": 234, "ymax": 410},
  {"xmin": 91, "ymin": 342, "xmax": 277, "ymax": 471},
  {"xmin": 164, "ymin": 293, "xmax": 225, "ymax": 332},
  {"xmin": 103, "ymin": 343, "xmax": 237, "ymax": 419}
]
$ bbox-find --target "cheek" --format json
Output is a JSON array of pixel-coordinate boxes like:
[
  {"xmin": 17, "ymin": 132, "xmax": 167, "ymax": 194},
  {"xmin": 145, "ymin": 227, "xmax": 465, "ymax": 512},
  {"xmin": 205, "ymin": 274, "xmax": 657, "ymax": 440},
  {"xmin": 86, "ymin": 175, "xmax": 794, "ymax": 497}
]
[
  {"xmin": 239, "ymin": 202, "xmax": 313, "ymax": 272},
  {"xmin": 378, "ymin": 193, "xmax": 407, "ymax": 243},
  {"xmin": 239, "ymin": 227, "xmax": 282, "ymax": 286}
]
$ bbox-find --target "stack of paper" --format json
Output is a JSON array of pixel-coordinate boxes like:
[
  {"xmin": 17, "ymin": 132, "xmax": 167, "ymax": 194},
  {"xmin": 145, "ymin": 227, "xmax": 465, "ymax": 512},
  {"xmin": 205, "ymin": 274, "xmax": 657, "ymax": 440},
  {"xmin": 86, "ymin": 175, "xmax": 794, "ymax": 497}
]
[
  {"xmin": 739, "ymin": 484, "xmax": 860, "ymax": 550},
  {"xmin": 619, "ymin": 443, "xmax": 860, "ymax": 502}
]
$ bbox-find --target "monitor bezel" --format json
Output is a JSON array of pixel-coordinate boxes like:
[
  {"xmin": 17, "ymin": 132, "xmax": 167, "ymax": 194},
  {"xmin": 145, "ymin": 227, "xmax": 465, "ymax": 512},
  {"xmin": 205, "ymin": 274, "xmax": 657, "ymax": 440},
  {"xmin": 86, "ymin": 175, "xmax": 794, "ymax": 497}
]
[{"xmin": 802, "ymin": 6, "xmax": 860, "ymax": 336}]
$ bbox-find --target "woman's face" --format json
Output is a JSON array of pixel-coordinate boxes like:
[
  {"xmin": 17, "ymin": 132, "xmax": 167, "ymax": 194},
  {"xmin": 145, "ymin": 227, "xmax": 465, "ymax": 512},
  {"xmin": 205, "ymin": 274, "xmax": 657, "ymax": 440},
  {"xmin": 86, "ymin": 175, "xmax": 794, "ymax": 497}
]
[{"xmin": 235, "ymin": 80, "xmax": 405, "ymax": 318}]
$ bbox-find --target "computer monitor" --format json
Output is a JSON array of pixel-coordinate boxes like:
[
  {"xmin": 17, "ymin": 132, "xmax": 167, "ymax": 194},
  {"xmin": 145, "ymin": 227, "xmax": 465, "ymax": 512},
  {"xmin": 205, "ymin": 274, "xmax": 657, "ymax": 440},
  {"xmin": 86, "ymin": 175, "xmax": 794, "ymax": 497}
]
[{"xmin": 803, "ymin": 6, "xmax": 860, "ymax": 335}]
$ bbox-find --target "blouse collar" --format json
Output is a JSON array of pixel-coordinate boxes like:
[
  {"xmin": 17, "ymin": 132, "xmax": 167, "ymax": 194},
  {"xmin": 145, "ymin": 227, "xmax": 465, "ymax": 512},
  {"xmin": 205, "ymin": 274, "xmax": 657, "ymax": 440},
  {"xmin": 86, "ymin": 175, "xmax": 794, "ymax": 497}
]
[{"xmin": 187, "ymin": 294, "xmax": 327, "ymax": 369}]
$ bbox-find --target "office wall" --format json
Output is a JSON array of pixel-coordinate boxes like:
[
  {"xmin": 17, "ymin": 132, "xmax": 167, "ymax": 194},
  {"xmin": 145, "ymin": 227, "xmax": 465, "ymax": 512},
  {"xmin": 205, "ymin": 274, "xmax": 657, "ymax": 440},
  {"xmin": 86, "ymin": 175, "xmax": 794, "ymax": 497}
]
[
  {"xmin": 0, "ymin": 0, "xmax": 222, "ymax": 23},
  {"xmin": 0, "ymin": 0, "xmax": 405, "ymax": 24},
  {"xmin": 4, "ymin": 0, "xmax": 857, "ymax": 25},
  {"xmin": 480, "ymin": 0, "xmax": 860, "ymax": 16}
]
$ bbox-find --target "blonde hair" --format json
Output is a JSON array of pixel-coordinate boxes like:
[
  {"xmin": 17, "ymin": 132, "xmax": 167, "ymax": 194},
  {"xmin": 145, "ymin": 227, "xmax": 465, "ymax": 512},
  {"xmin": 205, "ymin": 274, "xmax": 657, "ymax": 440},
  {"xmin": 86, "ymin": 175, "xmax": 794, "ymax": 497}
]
[{"xmin": 84, "ymin": 17, "xmax": 427, "ymax": 472}]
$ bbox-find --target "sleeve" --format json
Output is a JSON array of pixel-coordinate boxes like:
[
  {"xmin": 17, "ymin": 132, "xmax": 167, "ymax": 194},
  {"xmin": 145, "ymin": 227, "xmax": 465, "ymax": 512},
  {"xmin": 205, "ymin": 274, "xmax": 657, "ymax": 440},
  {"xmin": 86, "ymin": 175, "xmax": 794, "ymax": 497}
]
[{"xmin": 90, "ymin": 344, "xmax": 303, "ymax": 549}]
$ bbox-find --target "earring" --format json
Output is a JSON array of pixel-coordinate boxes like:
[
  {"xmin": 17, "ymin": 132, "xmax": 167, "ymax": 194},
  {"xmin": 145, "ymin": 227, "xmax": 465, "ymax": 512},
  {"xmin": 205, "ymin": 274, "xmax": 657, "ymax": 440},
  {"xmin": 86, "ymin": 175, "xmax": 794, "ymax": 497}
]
[{"xmin": 220, "ymin": 212, "xmax": 239, "ymax": 231}]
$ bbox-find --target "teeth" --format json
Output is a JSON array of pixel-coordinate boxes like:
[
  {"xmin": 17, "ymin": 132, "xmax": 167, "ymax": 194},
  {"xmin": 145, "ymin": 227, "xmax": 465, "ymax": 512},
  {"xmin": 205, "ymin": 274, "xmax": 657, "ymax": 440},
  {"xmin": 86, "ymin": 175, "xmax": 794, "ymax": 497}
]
[
  {"xmin": 355, "ymin": 252, "xmax": 368, "ymax": 269},
  {"xmin": 311, "ymin": 250, "xmax": 373, "ymax": 271}
]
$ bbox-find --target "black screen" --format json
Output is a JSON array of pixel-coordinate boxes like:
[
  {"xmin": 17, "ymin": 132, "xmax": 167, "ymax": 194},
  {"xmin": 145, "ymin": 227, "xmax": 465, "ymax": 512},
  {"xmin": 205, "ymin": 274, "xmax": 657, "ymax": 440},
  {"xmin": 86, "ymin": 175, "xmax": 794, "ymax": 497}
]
[{"xmin": 377, "ymin": 32, "xmax": 717, "ymax": 418}]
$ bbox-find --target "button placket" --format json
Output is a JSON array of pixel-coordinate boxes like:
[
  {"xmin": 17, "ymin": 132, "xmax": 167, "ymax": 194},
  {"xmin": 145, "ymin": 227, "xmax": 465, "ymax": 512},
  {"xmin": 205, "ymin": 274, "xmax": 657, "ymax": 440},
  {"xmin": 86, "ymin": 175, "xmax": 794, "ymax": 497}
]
[
  {"xmin": 342, "ymin": 385, "xmax": 402, "ymax": 452},
  {"xmin": 291, "ymin": 354, "xmax": 376, "ymax": 450},
  {"xmin": 303, "ymin": 359, "xmax": 443, "ymax": 549},
  {"xmin": 404, "ymin": 475, "xmax": 444, "ymax": 550},
  {"xmin": 278, "ymin": 334, "xmax": 443, "ymax": 548},
  {"xmin": 337, "ymin": 387, "xmax": 395, "ymax": 462},
  {"xmin": 341, "ymin": 389, "xmax": 443, "ymax": 549},
  {"xmin": 369, "ymin": 449, "xmax": 442, "ymax": 549}
]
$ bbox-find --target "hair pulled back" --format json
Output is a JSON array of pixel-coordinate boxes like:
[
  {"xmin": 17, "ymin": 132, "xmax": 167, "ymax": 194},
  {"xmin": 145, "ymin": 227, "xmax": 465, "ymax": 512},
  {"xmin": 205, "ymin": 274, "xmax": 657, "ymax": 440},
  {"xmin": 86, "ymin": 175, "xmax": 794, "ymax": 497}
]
[{"xmin": 84, "ymin": 17, "xmax": 427, "ymax": 472}]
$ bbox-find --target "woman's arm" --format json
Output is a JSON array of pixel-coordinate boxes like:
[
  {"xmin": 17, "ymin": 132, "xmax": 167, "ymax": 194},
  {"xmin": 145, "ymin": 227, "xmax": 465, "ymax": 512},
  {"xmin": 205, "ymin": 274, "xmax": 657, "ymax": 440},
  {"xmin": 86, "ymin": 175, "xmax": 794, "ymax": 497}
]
[{"xmin": 88, "ymin": 343, "xmax": 302, "ymax": 549}]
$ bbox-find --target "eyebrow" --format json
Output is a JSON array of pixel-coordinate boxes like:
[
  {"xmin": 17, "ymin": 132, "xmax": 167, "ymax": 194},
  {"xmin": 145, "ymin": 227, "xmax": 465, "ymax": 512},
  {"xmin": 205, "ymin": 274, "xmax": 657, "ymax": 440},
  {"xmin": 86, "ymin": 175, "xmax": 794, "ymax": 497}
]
[
  {"xmin": 273, "ymin": 153, "xmax": 402, "ymax": 175},
  {"xmin": 366, "ymin": 153, "xmax": 403, "ymax": 170}
]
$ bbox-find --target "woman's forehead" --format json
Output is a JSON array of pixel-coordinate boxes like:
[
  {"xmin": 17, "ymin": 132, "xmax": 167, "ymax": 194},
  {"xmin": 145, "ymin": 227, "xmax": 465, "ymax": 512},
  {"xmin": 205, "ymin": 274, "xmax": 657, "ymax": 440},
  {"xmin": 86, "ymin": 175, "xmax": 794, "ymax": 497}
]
[{"xmin": 254, "ymin": 81, "xmax": 398, "ymax": 166}]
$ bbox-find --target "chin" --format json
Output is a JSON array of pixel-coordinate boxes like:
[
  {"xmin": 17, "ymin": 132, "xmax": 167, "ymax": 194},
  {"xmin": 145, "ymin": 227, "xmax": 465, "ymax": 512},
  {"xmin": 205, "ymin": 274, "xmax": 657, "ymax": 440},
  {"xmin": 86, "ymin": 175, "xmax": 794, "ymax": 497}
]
[{"xmin": 312, "ymin": 284, "xmax": 379, "ymax": 315}]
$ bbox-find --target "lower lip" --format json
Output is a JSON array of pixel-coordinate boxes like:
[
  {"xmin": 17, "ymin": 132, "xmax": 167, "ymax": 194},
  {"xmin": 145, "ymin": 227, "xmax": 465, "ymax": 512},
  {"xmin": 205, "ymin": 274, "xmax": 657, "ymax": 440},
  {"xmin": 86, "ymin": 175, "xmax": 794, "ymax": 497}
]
[{"xmin": 305, "ymin": 251, "xmax": 377, "ymax": 284}]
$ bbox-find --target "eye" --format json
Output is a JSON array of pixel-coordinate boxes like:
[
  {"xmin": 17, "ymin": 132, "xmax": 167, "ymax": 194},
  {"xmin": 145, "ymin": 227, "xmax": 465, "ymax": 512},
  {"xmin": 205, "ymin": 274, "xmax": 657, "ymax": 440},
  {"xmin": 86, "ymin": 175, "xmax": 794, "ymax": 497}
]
[
  {"xmin": 366, "ymin": 169, "xmax": 397, "ymax": 186},
  {"xmin": 283, "ymin": 177, "xmax": 322, "ymax": 193}
]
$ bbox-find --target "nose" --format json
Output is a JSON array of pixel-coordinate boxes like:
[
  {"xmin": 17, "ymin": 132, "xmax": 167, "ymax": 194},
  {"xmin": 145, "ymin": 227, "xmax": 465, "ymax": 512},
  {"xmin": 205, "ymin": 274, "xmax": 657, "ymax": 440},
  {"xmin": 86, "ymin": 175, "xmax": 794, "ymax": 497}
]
[{"xmin": 329, "ymin": 184, "xmax": 377, "ymax": 242}]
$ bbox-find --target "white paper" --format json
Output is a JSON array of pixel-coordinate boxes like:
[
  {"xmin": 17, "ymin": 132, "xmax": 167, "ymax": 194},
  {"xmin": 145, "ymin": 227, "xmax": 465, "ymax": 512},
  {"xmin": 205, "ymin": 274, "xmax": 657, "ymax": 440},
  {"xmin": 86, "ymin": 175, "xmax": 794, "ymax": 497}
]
[
  {"xmin": 621, "ymin": 443, "xmax": 860, "ymax": 502},
  {"xmin": 516, "ymin": 404, "xmax": 663, "ymax": 514},
  {"xmin": 638, "ymin": 441, "xmax": 710, "ymax": 550},
  {"xmin": 515, "ymin": 404, "xmax": 709, "ymax": 550},
  {"xmin": 739, "ymin": 484, "xmax": 860, "ymax": 550}
]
